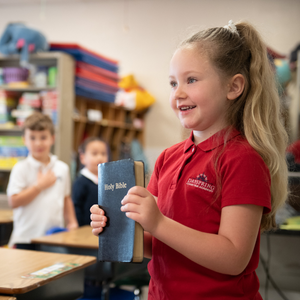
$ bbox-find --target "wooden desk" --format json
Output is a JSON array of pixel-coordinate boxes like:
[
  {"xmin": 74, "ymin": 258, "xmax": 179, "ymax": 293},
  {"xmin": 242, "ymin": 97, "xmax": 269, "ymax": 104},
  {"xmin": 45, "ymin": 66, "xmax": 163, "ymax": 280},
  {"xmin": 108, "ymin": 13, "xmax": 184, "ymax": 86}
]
[
  {"xmin": 0, "ymin": 209, "xmax": 13, "ymax": 246},
  {"xmin": 0, "ymin": 296, "xmax": 16, "ymax": 300},
  {"xmin": 32, "ymin": 225, "xmax": 98, "ymax": 250},
  {"xmin": 0, "ymin": 248, "xmax": 96, "ymax": 300},
  {"xmin": 0, "ymin": 209, "xmax": 13, "ymax": 223},
  {"xmin": 32, "ymin": 226, "xmax": 150, "ymax": 288},
  {"xmin": 32, "ymin": 226, "xmax": 112, "ymax": 283}
]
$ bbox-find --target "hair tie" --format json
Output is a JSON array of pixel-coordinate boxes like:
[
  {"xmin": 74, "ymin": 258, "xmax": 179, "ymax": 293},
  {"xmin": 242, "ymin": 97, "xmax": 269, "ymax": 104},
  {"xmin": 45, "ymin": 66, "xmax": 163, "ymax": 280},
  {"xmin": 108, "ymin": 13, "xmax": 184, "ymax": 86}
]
[{"xmin": 223, "ymin": 20, "xmax": 239, "ymax": 36}]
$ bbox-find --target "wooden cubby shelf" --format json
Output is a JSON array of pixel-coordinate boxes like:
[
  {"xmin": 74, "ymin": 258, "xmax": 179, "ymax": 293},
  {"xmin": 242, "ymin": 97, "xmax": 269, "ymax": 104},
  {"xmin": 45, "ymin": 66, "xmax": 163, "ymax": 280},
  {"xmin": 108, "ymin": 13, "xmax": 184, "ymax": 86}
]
[
  {"xmin": 74, "ymin": 96, "xmax": 145, "ymax": 161},
  {"xmin": 0, "ymin": 52, "xmax": 75, "ymax": 205}
]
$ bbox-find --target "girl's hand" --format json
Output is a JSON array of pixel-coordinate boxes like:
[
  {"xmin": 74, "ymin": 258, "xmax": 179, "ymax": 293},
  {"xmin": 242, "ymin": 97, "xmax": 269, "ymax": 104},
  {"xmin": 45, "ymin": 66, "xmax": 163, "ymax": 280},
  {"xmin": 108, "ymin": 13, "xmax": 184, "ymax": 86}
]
[
  {"xmin": 90, "ymin": 204, "xmax": 107, "ymax": 236},
  {"xmin": 121, "ymin": 186, "xmax": 163, "ymax": 235}
]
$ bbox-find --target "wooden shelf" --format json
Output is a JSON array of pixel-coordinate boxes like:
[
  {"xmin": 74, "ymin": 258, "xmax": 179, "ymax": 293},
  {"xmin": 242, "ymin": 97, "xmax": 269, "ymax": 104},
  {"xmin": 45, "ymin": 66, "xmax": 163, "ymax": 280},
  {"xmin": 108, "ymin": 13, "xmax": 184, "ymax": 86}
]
[
  {"xmin": 74, "ymin": 96, "xmax": 145, "ymax": 161},
  {"xmin": 0, "ymin": 126, "xmax": 22, "ymax": 133},
  {"xmin": 0, "ymin": 169, "xmax": 11, "ymax": 172},
  {"xmin": 0, "ymin": 52, "xmax": 75, "ymax": 195},
  {"xmin": 0, "ymin": 85, "xmax": 56, "ymax": 92},
  {"xmin": 0, "ymin": 52, "xmax": 74, "ymax": 166},
  {"xmin": 0, "ymin": 125, "xmax": 67, "ymax": 136},
  {"xmin": 73, "ymin": 117, "xmax": 143, "ymax": 131}
]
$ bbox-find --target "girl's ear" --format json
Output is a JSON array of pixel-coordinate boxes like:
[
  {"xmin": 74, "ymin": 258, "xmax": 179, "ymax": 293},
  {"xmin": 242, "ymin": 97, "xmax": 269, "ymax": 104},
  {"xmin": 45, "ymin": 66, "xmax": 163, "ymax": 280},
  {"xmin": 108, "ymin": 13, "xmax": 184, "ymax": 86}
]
[{"xmin": 227, "ymin": 74, "xmax": 245, "ymax": 100}]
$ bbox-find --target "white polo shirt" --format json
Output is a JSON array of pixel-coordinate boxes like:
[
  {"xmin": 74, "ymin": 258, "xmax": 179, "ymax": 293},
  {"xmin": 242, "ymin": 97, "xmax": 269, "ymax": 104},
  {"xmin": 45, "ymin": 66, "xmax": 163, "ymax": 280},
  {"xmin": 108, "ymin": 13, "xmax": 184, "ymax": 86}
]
[{"xmin": 7, "ymin": 154, "xmax": 70, "ymax": 247}]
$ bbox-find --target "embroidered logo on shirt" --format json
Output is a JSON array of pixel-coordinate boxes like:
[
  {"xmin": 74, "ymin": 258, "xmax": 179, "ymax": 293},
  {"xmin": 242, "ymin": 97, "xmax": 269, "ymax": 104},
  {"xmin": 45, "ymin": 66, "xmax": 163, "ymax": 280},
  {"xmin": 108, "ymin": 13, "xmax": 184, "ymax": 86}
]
[{"xmin": 186, "ymin": 173, "xmax": 215, "ymax": 193}]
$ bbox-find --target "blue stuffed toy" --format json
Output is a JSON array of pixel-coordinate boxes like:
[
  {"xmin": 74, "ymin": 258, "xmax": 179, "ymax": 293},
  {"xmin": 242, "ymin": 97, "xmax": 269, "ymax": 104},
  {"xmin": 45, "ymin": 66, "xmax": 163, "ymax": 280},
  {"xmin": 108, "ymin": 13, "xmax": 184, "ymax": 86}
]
[{"xmin": 0, "ymin": 23, "xmax": 49, "ymax": 67}]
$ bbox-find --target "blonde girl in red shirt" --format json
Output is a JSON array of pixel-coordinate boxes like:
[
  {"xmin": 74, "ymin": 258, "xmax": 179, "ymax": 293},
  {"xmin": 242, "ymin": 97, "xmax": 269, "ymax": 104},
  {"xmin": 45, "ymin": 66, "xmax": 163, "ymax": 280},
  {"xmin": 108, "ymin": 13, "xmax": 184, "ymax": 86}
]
[{"xmin": 90, "ymin": 20, "xmax": 288, "ymax": 299}]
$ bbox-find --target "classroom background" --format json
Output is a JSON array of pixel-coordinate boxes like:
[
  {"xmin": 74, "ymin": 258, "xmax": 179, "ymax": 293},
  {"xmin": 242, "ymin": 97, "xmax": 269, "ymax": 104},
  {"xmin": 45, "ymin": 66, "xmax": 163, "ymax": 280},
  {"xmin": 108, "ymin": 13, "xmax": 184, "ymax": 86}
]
[{"xmin": 0, "ymin": 0, "xmax": 300, "ymax": 300}]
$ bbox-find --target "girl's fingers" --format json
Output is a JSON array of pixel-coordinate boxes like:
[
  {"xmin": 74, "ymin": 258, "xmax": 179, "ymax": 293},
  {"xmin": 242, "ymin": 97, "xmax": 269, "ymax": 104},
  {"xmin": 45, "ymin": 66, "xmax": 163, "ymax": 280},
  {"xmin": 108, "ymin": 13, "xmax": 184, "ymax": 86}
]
[
  {"xmin": 90, "ymin": 213, "xmax": 107, "ymax": 222},
  {"xmin": 92, "ymin": 227, "xmax": 104, "ymax": 236},
  {"xmin": 121, "ymin": 194, "xmax": 142, "ymax": 205},
  {"xmin": 127, "ymin": 186, "xmax": 149, "ymax": 197},
  {"xmin": 121, "ymin": 203, "xmax": 140, "ymax": 213},
  {"xmin": 90, "ymin": 204, "xmax": 99, "ymax": 213},
  {"xmin": 90, "ymin": 220, "xmax": 103, "ymax": 227},
  {"xmin": 125, "ymin": 211, "xmax": 140, "ymax": 223},
  {"xmin": 90, "ymin": 220, "xmax": 106, "ymax": 229},
  {"xmin": 90, "ymin": 204, "xmax": 105, "ymax": 215}
]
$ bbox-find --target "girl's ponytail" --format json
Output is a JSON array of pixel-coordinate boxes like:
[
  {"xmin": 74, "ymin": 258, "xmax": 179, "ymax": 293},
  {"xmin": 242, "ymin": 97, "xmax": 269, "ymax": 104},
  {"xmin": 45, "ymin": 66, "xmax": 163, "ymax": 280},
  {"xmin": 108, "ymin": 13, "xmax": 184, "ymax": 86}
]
[{"xmin": 236, "ymin": 22, "xmax": 288, "ymax": 231}]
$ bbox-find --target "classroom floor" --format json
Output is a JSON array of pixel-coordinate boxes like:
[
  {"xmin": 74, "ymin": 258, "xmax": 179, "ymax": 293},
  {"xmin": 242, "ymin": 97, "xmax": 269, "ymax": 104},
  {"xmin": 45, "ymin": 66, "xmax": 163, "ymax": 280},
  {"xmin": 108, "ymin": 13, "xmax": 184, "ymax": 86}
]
[
  {"xmin": 88, "ymin": 286, "xmax": 300, "ymax": 300},
  {"xmin": 81, "ymin": 284, "xmax": 149, "ymax": 300},
  {"xmin": 259, "ymin": 288, "xmax": 300, "ymax": 300}
]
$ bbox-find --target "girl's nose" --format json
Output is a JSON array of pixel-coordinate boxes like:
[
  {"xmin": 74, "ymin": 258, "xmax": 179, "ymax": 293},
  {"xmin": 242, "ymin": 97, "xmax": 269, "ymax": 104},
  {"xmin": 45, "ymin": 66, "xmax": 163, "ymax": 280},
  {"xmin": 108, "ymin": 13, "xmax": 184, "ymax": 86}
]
[{"xmin": 174, "ymin": 84, "xmax": 187, "ymax": 100}]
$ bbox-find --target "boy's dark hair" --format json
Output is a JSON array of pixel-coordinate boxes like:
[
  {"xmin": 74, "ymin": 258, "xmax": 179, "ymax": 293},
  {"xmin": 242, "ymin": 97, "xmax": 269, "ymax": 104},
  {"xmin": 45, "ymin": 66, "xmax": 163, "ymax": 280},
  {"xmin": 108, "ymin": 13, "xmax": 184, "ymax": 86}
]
[
  {"xmin": 22, "ymin": 111, "xmax": 55, "ymax": 135},
  {"xmin": 79, "ymin": 137, "xmax": 108, "ymax": 154}
]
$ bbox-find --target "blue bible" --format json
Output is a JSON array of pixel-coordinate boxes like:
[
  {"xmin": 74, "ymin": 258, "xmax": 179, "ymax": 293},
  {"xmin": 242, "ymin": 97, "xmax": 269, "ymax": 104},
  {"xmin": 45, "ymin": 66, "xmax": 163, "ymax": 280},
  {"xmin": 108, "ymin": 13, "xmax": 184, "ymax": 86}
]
[{"xmin": 98, "ymin": 159, "xmax": 144, "ymax": 263}]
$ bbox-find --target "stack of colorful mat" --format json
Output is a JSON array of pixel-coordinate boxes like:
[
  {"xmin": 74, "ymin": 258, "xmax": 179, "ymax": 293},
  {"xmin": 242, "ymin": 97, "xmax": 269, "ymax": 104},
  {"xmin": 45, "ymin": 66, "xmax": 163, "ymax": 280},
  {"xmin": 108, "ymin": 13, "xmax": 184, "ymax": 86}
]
[{"xmin": 50, "ymin": 43, "xmax": 119, "ymax": 103}]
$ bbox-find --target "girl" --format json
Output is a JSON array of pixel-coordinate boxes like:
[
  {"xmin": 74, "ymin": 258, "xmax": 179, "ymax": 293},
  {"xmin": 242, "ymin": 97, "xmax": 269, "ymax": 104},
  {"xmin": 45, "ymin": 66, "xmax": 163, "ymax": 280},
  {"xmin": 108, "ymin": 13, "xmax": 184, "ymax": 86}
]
[{"xmin": 90, "ymin": 20, "xmax": 288, "ymax": 299}]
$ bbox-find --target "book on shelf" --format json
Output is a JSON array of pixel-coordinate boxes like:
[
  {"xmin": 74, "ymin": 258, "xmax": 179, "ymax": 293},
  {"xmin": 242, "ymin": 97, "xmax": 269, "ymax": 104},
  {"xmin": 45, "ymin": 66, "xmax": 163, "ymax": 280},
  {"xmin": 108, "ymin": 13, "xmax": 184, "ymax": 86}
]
[
  {"xmin": 0, "ymin": 136, "xmax": 28, "ymax": 170},
  {"xmin": 98, "ymin": 158, "xmax": 144, "ymax": 263}
]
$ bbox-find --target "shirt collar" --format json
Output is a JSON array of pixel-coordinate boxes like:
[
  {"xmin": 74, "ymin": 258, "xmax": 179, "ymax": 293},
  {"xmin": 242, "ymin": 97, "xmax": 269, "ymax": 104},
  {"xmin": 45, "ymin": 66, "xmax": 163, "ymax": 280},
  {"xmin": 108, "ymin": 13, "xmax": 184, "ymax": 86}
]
[
  {"xmin": 184, "ymin": 127, "xmax": 241, "ymax": 153},
  {"xmin": 27, "ymin": 154, "xmax": 57, "ymax": 170},
  {"xmin": 80, "ymin": 167, "xmax": 98, "ymax": 185}
]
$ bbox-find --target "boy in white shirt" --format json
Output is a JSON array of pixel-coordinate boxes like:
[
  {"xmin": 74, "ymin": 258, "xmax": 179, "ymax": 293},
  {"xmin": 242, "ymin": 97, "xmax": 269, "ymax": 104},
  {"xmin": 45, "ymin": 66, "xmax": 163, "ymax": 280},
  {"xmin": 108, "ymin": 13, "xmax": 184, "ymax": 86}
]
[{"xmin": 7, "ymin": 111, "xmax": 78, "ymax": 249}]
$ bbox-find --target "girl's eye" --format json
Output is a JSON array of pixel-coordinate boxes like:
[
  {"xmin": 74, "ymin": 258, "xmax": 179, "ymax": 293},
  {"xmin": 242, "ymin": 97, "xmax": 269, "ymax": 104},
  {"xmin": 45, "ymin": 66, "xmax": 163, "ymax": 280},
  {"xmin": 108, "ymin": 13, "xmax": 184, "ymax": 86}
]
[
  {"xmin": 188, "ymin": 77, "xmax": 196, "ymax": 84},
  {"xmin": 170, "ymin": 81, "xmax": 177, "ymax": 88}
]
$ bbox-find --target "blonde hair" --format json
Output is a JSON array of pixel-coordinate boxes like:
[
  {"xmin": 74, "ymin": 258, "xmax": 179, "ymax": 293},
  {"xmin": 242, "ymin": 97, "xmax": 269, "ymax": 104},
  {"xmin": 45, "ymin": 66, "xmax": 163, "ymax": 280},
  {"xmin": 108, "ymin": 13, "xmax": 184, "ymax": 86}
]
[
  {"xmin": 180, "ymin": 21, "xmax": 288, "ymax": 231},
  {"xmin": 23, "ymin": 111, "xmax": 55, "ymax": 135}
]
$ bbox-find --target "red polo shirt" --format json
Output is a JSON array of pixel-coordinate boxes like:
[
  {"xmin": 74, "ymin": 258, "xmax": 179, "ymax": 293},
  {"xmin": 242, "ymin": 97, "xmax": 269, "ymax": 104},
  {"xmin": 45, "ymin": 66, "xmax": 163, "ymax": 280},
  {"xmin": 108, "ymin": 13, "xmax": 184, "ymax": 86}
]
[{"xmin": 147, "ymin": 129, "xmax": 271, "ymax": 300}]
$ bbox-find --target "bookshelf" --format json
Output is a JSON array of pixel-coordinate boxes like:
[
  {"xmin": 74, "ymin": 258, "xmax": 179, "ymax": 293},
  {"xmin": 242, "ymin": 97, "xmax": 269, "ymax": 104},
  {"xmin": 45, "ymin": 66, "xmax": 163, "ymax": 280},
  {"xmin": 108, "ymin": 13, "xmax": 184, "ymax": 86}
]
[
  {"xmin": 0, "ymin": 52, "xmax": 74, "ymax": 207},
  {"xmin": 74, "ymin": 96, "xmax": 145, "ymax": 161}
]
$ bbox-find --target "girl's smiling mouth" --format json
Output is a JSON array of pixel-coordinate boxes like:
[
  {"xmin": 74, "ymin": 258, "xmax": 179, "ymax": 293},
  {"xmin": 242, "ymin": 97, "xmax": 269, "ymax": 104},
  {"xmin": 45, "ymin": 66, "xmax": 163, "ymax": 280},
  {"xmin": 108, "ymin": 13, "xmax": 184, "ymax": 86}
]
[{"xmin": 179, "ymin": 105, "xmax": 196, "ymax": 111}]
